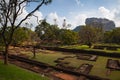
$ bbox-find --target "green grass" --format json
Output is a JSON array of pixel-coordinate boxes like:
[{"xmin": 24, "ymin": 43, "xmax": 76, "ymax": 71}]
[
  {"xmin": 61, "ymin": 45, "xmax": 120, "ymax": 53},
  {"xmin": 24, "ymin": 50, "xmax": 120, "ymax": 80},
  {"xmin": 62, "ymin": 56, "xmax": 120, "ymax": 80},
  {"xmin": 61, "ymin": 45, "xmax": 89, "ymax": 49},
  {"xmin": 0, "ymin": 61, "xmax": 49, "ymax": 80},
  {"xmin": 22, "ymin": 50, "xmax": 75, "ymax": 66},
  {"xmin": 20, "ymin": 49, "xmax": 120, "ymax": 80}
]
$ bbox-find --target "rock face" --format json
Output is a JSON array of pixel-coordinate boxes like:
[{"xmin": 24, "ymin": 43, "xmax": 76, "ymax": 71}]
[{"xmin": 85, "ymin": 18, "xmax": 115, "ymax": 31}]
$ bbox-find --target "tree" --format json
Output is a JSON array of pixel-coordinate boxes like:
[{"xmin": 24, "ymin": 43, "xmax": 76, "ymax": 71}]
[
  {"xmin": 111, "ymin": 28, "xmax": 120, "ymax": 44},
  {"xmin": 79, "ymin": 26, "xmax": 103, "ymax": 48},
  {"xmin": 35, "ymin": 19, "xmax": 59, "ymax": 42},
  {"xmin": 104, "ymin": 31, "xmax": 112, "ymax": 43},
  {"xmin": 59, "ymin": 29, "xmax": 78, "ymax": 45},
  {"xmin": 30, "ymin": 31, "xmax": 40, "ymax": 58},
  {"xmin": 35, "ymin": 19, "xmax": 51, "ymax": 40},
  {"xmin": 0, "ymin": 27, "xmax": 29, "ymax": 46},
  {"xmin": 0, "ymin": 0, "xmax": 52, "ymax": 64},
  {"xmin": 104, "ymin": 28, "xmax": 120, "ymax": 44},
  {"xmin": 12, "ymin": 27, "xmax": 30, "ymax": 46}
]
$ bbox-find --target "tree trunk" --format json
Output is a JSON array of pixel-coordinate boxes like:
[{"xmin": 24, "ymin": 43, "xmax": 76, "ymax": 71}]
[
  {"xmin": 88, "ymin": 42, "xmax": 92, "ymax": 48},
  {"xmin": 4, "ymin": 45, "xmax": 9, "ymax": 65},
  {"xmin": 33, "ymin": 46, "xmax": 36, "ymax": 58}
]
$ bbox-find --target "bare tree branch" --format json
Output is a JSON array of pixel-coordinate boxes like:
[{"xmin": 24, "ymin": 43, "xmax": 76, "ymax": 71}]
[
  {"xmin": 16, "ymin": 0, "xmax": 45, "ymax": 28},
  {"xmin": 33, "ymin": 14, "xmax": 39, "ymax": 24}
]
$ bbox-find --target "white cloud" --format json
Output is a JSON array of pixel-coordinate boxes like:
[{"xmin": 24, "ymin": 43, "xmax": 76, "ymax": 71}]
[
  {"xmin": 29, "ymin": 5, "xmax": 120, "ymax": 29},
  {"xmin": 47, "ymin": 12, "xmax": 66, "ymax": 28},
  {"xmin": 46, "ymin": 12, "xmax": 89, "ymax": 29},
  {"xmin": 98, "ymin": 6, "xmax": 114, "ymax": 19},
  {"xmin": 98, "ymin": 6, "xmax": 120, "ymax": 27},
  {"xmin": 46, "ymin": 12, "xmax": 87, "ymax": 29},
  {"xmin": 16, "ymin": 7, "xmax": 43, "ymax": 30},
  {"xmin": 75, "ymin": 14, "xmax": 87, "ymax": 25},
  {"xmin": 28, "ymin": 11, "xmax": 43, "ymax": 25},
  {"xmin": 67, "ymin": 14, "xmax": 87, "ymax": 29},
  {"xmin": 99, "ymin": 7, "xmax": 110, "ymax": 15}
]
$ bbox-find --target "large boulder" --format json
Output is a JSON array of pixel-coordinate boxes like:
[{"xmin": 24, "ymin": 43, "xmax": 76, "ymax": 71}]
[{"xmin": 85, "ymin": 18, "xmax": 115, "ymax": 31}]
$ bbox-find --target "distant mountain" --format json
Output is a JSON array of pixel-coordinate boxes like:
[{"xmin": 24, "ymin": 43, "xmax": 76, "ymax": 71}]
[
  {"xmin": 73, "ymin": 25, "xmax": 85, "ymax": 32},
  {"xmin": 73, "ymin": 18, "xmax": 116, "ymax": 32},
  {"xmin": 85, "ymin": 18, "xmax": 115, "ymax": 31}
]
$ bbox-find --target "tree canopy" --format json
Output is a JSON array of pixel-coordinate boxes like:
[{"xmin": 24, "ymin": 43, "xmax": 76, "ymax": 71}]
[
  {"xmin": 79, "ymin": 25, "xmax": 103, "ymax": 47},
  {"xmin": 104, "ymin": 28, "xmax": 120, "ymax": 44}
]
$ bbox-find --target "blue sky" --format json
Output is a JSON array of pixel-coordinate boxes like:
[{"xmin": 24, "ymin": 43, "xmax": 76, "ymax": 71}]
[{"xmin": 24, "ymin": 0, "xmax": 120, "ymax": 29}]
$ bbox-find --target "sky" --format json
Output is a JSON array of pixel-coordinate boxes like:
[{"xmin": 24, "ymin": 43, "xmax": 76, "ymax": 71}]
[{"xmin": 21, "ymin": 0, "xmax": 120, "ymax": 29}]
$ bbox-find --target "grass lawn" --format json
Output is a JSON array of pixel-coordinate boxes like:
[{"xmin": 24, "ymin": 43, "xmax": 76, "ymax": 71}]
[
  {"xmin": 60, "ymin": 45, "xmax": 120, "ymax": 53},
  {"xmin": 0, "ymin": 61, "xmax": 49, "ymax": 80},
  {"xmin": 21, "ymin": 50, "xmax": 120, "ymax": 80},
  {"xmin": 21, "ymin": 50, "xmax": 75, "ymax": 66},
  {"xmin": 62, "ymin": 56, "xmax": 120, "ymax": 80},
  {"xmin": 61, "ymin": 45, "xmax": 90, "ymax": 49}
]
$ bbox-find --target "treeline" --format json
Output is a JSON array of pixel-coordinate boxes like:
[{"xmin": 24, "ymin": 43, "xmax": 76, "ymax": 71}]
[
  {"xmin": 35, "ymin": 19, "xmax": 78, "ymax": 45},
  {"xmin": 79, "ymin": 25, "xmax": 120, "ymax": 47},
  {"xmin": 0, "ymin": 20, "xmax": 120, "ymax": 47},
  {"xmin": 0, "ymin": 27, "xmax": 40, "ymax": 46},
  {"xmin": 0, "ymin": 20, "xmax": 78, "ymax": 46}
]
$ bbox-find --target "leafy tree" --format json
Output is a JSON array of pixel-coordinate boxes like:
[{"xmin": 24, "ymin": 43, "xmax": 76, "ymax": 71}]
[
  {"xmin": 111, "ymin": 28, "xmax": 120, "ymax": 43},
  {"xmin": 104, "ymin": 31, "xmax": 112, "ymax": 43},
  {"xmin": 0, "ymin": 27, "xmax": 29, "ymax": 46},
  {"xmin": 104, "ymin": 28, "xmax": 120, "ymax": 44},
  {"xmin": 79, "ymin": 26, "xmax": 103, "ymax": 47},
  {"xmin": 59, "ymin": 29, "xmax": 78, "ymax": 45},
  {"xmin": 35, "ymin": 19, "xmax": 50, "ymax": 40},
  {"xmin": 12, "ymin": 27, "xmax": 30, "ymax": 46},
  {"xmin": 35, "ymin": 19, "xmax": 59, "ymax": 42},
  {"xmin": 0, "ymin": 0, "xmax": 52, "ymax": 64}
]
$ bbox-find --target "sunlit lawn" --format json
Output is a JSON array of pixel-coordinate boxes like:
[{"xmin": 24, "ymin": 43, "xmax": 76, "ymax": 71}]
[
  {"xmin": 60, "ymin": 56, "xmax": 120, "ymax": 80},
  {"xmin": 0, "ymin": 61, "xmax": 49, "ymax": 80},
  {"xmin": 21, "ymin": 50, "xmax": 120, "ymax": 80},
  {"xmin": 61, "ymin": 45, "xmax": 120, "ymax": 53},
  {"xmin": 21, "ymin": 50, "xmax": 75, "ymax": 66}
]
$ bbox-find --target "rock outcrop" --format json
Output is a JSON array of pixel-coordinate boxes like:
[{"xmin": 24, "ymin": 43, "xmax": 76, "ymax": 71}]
[{"xmin": 85, "ymin": 18, "xmax": 115, "ymax": 31}]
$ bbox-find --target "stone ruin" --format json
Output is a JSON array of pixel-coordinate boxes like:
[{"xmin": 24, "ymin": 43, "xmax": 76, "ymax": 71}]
[
  {"xmin": 76, "ymin": 54, "xmax": 98, "ymax": 61},
  {"xmin": 76, "ymin": 63, "xmax": 93, "ymax": 74},
  {"xmin": 54, "ymin": 56, "xmax": 93, "ymax": 74},
  {"xmin": 106, "ymin": 59, "xmax": 120, "ymax": 70}
]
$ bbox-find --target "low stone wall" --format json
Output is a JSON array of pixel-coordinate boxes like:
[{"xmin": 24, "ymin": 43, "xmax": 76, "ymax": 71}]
[
  {"xmin": 106, "ymin": 59, "xmax": 120, "ymax": 70},
  {"xmin": 93, "ymin": 45, "xmax": 120, "ymax": 50},
  {"xmin": 8, "ymin": 54, "xmax": 109, "ymax": 80},
  {"xmin": 39, "ymin": 46, "xmax": 120, "ymax": 58},
  {"xmin": 76, "ymin": 54, "xmax": 98, "ymax": 61},
  {"xmin": 76, "ymin": 63, "xmax": 93, "ymax": 74}
]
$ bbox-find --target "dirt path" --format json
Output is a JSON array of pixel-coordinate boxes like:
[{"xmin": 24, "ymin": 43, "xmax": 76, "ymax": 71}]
[{"xmin": 53, "ymin": 72, "xmax": 78, "ymax": 80}]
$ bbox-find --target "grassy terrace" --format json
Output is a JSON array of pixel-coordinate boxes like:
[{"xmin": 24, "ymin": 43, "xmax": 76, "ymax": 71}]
[
  {"xmin": 62, "ymin": 56, "xmax": 120, "ymax": 80},
  {"xmin": 21, "ymin": 50, "xmax": 75, "ymax": 66},
  {"xmin": 20, "ymin": 49, "xmax": 120, "ymax": 80},
  {"xmin": 60, "ymin": 45, "xmax": 120, "ymax": 53},
  {"xmin": 0, "ymin": 61, "xmax": 49, "ymax": 80}
]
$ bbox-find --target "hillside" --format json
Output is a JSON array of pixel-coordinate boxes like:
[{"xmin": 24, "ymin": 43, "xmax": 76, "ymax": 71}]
[{"xmin": 85, "ymin": 18, "xmax": 115, "ymax": 31}]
